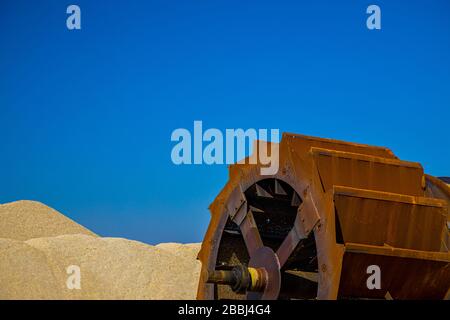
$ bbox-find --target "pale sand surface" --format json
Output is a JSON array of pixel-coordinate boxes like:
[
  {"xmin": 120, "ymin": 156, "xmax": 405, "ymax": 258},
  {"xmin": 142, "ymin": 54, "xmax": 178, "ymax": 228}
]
[
  {"xmin": 0, "ymin": 201, "xmax": 201, "ymax": 300},
  {"xmin": 0, "ymin": 200, "xmax": 97, "ymax": 240}
]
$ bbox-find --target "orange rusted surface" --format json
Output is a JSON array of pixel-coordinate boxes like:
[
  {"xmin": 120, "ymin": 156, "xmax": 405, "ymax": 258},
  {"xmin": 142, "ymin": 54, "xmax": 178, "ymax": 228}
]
[{"xmin": 197, "ymin": 133, "xmax": 450, "ymax": 300}]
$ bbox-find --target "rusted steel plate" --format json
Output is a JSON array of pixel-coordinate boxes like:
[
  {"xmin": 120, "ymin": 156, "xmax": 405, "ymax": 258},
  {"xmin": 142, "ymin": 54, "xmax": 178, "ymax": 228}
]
[
  {"xmin": 283, "ymin": 133, "xmax": 398, "ymax": 159},
  {"xmin": 426, "ymin": 175, "xmax": 450, "ymax": 205},
  {"xmin": 439, "ymin": 177, "xmax": 450, "ymax": 184},
  {"xmin": 312, "ymin": 147, "xmax": 425, "ymax": 196},
  {"xmin": 338, "ymin": 243, "xmax": 450, "ymax": 300},
  {"xmin": 298, "ymin": 189, "xmax": 321, "ymax": 235},
  {"xmin": 334, "ymin": 186, "xmax": 447, "ymax": 251},
  {"xmin": 227, "ymin": 185, "xmax": 247, "ymax": 223}
]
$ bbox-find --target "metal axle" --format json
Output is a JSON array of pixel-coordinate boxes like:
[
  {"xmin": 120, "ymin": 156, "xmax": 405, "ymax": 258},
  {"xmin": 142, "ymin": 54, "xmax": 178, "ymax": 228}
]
[{"xmin": 206, "ymin": 266, "xmax": 267, "ymax": 293}]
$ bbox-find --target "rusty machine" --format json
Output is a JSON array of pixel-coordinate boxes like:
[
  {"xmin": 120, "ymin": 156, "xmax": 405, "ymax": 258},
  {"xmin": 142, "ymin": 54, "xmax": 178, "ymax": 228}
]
[{"xmin": 197, "ymin": 133, "xmax": 450, "ymax": 300}]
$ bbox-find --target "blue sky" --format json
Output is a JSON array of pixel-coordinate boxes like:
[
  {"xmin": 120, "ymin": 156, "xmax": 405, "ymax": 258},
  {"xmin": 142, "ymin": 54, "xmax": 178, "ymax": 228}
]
[{"xmin": 1, "ymin": 1, "xmax": 449, "ymax": 244}]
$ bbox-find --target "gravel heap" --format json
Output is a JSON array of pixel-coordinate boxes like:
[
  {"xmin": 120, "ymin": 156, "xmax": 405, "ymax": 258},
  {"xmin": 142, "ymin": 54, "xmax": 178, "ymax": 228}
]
[
  {"xmin": 0, "ymin": 201, "xmax": 201, "ymax": 299},
  {"xmin": 0, "ymin": 201, "xmax": 97, "ymax": 240}
]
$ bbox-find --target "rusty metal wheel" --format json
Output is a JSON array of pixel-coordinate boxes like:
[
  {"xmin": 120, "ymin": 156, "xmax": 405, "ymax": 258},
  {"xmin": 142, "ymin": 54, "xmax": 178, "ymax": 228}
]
[
  {"xmin": 197, "ymin": 134, "xmax": 450, "ymax": 300},
  {"xmin": 202, "ymin": 178, "xmax": 319, "ymax": 300}
]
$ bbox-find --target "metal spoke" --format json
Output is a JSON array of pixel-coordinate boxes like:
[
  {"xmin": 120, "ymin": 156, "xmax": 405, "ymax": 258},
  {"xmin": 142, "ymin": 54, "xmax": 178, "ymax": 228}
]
[
  {"xmin": 239, "ymin": 211, "xmax": 264, "ymax": 258},
  {"xmin": 276, "ymin": 210, "xmax": 305, "ymax": 267}
]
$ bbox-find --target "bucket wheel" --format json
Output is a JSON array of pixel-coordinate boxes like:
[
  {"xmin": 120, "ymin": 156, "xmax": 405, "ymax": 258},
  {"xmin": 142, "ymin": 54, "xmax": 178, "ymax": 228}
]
[{"xmin": 197, "ymin": 134, "xmax": 450, "ymax": 300}]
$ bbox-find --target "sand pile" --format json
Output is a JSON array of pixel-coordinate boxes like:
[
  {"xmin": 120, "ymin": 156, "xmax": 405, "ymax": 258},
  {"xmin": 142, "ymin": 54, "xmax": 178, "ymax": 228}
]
[
  {"xmin": 0, "ymin": 201, "xmax": 201, "ymax": 300},
  {"xmin": 0, "ymin": 200, "xmax": 97, "ymax": 240}
]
